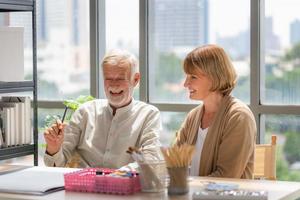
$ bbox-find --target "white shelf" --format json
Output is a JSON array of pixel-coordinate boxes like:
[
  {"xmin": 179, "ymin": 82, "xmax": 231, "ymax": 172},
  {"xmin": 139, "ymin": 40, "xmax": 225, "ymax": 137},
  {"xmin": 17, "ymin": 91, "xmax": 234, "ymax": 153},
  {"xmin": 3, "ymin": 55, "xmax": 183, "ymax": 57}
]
[{"xmin": 0, "ymin": 0, "xmax": 33, "ymax": 11}]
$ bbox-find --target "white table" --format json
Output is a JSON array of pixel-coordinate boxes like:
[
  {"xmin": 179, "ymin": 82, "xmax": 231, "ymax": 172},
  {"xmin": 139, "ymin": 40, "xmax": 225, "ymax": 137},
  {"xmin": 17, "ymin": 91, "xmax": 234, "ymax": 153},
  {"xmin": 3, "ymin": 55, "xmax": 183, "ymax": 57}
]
[{"xmin": 0, "ymin": 176, "xmax": 300, "ymax": 200}]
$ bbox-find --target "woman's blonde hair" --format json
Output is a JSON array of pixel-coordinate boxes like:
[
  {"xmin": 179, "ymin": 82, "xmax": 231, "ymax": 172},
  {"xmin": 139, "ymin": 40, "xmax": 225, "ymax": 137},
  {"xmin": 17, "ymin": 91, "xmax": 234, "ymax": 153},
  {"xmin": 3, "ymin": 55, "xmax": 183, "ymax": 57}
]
[{"xmin": 183, "ymin": 44, "xmax": 237, "ymax": 96}]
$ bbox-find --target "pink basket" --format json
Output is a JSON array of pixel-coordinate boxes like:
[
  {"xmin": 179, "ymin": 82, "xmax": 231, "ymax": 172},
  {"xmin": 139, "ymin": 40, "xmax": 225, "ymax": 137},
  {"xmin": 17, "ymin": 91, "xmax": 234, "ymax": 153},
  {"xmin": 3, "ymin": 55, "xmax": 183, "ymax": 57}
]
[{"xmin": 64, "ymin": 168, "xmax": 141, "ymax": 195}]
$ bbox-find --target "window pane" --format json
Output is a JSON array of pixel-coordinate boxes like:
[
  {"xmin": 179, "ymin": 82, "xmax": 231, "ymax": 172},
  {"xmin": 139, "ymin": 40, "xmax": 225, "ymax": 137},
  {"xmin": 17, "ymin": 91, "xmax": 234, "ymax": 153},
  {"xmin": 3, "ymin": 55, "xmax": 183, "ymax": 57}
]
[
  {"xmin": 0, "ymin": 12, "xmax": 33, "ymax": 81},
  {"xmin": 263, "ymin": 0, "xmax": 300, "ymax": 104},
  {"xmin": 160, "ymin": 112, "xmax": 186, "ymax": 146},
  {"xmin": 148, "ymin": 0, "xmax": 250, "ymax": 103},
  {"xmin": 106, "ymin": 0, "xmax": 139, "ymax": 99},
  {"xmin": 263, "ymin": 115, "xmax": 300, "ymax": 181},
  {"xmin": 36, "ymin": 0, "xmax": 90, "ymax": 100}
]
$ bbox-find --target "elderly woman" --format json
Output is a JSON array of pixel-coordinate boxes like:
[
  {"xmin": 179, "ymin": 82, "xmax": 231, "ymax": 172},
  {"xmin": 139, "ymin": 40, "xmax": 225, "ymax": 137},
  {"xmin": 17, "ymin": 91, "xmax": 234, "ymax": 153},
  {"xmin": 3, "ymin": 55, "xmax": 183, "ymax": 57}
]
[{"xmin": 175, "ymin": 44, "xmax": 256, "ymax": 179}]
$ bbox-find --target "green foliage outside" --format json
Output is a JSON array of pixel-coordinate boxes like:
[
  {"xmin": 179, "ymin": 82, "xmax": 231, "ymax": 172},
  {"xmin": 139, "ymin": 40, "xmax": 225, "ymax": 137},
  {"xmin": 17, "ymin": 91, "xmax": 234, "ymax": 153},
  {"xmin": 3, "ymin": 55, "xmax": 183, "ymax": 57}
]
[
  {"xmin": 162, "ymin": 112, "xmax": 186, "ymax": 146},
  {"xmin": 265, "ymin": 42, "xmax": 300, "ymax": 104},
  {"xmin": 154, "ymin": 52, "xmax": 186, "ymax": 102},
  {"xmin": 232, "ymin": 76, "xmax": 250, "ymax": 103},
  {"xmin": 263, "ymin": 43, "xmax": 300, "ymax": 181},
  {"xmin": 276, "ymin": 145, "xmax": 300, "ymax": 181},
  {"xmin": 284, "ymin": 42, "xmax": 300, "ymax": 62},
  {"xmin": 284, "ymin": 132, "xmax": 300, "ymax": 165},
  {"xmin": 154, "ymin": 53, "xmax": 182, "ymax": 85},
  {"xmin": 265, "ymin": 130, "xmax": 300, "ymax": 182}
]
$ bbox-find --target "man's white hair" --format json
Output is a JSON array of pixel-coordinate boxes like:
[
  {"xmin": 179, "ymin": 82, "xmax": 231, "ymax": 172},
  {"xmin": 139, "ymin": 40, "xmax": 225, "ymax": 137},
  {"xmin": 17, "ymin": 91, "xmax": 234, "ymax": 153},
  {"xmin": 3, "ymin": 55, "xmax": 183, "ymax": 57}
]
[{"xmin": 101, "ymin": 49, "xmax": 139, "ymax": 77}]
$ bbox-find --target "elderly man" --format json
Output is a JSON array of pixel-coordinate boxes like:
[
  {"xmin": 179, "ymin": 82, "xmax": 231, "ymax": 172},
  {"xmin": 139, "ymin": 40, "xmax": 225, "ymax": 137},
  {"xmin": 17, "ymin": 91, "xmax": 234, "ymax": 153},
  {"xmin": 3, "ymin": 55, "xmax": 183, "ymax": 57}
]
[{"xmin": 44, "ymin": 50, "xmax": 162, "ymax": 169}]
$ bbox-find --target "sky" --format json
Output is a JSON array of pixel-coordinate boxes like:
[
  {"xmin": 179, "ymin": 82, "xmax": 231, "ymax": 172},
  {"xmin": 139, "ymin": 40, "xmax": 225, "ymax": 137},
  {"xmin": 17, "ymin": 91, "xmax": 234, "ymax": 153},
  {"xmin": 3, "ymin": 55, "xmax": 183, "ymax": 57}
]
[
  {"xmin": 106, "ymin": 0, "xmax": 139, "ymax": 50},
  {"xmin": 265, "ymin": 0, "xmax": 300, "ymax": 46},
  {"xmin": 105, "ymin": 0, "xmax": 300, "ymax": 49}
]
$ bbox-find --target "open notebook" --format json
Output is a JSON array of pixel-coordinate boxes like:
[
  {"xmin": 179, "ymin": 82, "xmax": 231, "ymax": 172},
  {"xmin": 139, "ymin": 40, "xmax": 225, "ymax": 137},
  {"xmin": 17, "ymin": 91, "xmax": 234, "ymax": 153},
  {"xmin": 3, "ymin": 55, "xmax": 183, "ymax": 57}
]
[{"xmin": 0, "ymin": 166, "xmax": 79, "ymax": 195}]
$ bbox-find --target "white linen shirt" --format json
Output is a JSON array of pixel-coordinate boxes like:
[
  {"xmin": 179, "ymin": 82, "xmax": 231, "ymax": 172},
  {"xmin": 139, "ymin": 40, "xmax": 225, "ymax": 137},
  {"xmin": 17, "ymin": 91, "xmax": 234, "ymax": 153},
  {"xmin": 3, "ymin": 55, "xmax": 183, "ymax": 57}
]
[{"xmin": 44, "ymin": 99, "xmax": 162, "ymax": 169}]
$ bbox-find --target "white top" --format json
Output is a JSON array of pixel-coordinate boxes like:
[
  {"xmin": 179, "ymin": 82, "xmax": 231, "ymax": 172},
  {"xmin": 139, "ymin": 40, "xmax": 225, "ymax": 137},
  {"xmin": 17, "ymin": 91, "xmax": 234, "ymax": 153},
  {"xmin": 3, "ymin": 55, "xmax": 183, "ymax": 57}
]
[
  {"xmin": 44, "ymin": 99, "xmax": 162, "ymax": 169},
  {"xmin": 190, "ymin": 126, "xmax": 208, "ymax": 176}
]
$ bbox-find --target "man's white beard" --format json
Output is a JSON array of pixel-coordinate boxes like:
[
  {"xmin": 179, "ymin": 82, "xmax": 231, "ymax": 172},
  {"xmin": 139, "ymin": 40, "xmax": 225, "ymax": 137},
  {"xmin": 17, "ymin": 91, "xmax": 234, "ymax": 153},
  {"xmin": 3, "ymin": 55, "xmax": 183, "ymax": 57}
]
[{"xmin": 107, "ymin": 86, "xmax": 134, "ymax": 108}]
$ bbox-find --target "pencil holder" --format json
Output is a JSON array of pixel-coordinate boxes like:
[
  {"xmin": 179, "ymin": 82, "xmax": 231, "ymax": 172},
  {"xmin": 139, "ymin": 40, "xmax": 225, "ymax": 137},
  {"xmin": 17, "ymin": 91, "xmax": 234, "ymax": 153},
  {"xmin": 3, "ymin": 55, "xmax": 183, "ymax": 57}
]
[
  {"xmin": 138, "ymin": 161, "xmax": 167, "ymax": 192},
  {"xmin": 167, "ymin": 166, "xmax": 189, "ymax": 195}
]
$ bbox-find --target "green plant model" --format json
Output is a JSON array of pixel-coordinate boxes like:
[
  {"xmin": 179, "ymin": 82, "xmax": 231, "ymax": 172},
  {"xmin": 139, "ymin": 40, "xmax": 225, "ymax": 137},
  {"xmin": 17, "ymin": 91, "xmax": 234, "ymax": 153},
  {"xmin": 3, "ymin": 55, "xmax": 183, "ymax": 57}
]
[{"xmin": 44, "ymin": 95, "xmax": 95, "ymax": 128}]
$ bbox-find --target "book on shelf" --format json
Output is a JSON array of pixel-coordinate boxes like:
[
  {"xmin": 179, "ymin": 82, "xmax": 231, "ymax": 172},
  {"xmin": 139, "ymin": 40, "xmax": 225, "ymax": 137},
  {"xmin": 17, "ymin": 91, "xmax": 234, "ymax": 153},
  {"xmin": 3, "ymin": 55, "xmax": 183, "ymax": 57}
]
[
  {"xmin": 0, "ymin": 103, "xmax": 15, "ymax": 147},
  {"xmin": 0, "ymin": 96, "xmax": 31, "ymax": 147},
  {"xmin": 0, "ymin": 127, "xmax": 3, "ymax": 147}
]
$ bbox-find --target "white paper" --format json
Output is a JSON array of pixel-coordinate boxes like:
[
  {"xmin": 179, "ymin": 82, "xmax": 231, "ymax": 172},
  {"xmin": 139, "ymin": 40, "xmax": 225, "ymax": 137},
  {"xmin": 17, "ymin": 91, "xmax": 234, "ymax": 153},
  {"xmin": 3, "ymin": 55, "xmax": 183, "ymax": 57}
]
[{"xmin": 0, "ymin": 167, "xmax": 79, "ymax": 195}]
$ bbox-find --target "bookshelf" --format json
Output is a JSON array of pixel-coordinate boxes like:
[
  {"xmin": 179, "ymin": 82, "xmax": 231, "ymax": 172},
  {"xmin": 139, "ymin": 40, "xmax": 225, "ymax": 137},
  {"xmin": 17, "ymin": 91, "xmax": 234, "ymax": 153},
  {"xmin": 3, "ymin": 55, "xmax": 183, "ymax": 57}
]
[{"xmin": 0, "ymin": 0, "xmax": 38, "ymax": 165}]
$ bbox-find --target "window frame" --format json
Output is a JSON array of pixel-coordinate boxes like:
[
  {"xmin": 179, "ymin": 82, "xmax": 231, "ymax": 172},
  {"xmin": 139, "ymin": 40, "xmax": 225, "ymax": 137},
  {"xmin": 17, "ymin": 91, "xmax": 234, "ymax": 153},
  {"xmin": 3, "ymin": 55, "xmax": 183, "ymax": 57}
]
[
  {"xmin": 139, "ymin": 0, "xmax": 300, "ymax": 144},
  {"xmin": 37, "ymin": 0, "xmax": 300, "ymax": 145}
]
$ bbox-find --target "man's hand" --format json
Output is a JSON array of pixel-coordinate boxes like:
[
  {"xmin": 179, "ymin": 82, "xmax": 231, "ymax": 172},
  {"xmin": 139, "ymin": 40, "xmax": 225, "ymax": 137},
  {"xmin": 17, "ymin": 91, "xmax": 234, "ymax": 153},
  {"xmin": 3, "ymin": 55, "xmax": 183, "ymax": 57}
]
[{"xmin": 44, "ymin": 120, "xmax": 67, "ymax": 156}]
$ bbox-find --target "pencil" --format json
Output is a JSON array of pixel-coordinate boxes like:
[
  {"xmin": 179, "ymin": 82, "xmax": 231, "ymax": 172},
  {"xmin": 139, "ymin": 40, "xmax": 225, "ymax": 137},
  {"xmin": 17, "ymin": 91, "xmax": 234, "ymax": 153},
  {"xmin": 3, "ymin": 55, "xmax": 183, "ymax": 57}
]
[
  {"xmin": 56, "ymin": 107, "xmax": 68, "ymax": 135},
  {"xmin": 61, "ymin": 107, "xmax": 68, "ymax": 123}
]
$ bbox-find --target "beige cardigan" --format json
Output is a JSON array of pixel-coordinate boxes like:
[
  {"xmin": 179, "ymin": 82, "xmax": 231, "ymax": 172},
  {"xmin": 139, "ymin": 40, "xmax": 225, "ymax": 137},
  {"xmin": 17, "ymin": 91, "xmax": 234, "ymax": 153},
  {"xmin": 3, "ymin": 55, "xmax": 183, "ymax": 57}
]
[{"xmin": 175, "ymin": 95, "xmax": 256, "ymax": 179}]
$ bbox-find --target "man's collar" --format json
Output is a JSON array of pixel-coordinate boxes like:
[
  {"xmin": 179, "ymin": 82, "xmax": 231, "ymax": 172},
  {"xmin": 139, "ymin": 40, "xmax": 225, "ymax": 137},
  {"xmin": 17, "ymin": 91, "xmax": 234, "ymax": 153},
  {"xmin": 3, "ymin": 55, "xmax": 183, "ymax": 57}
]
[{"xmin": 107, "ymin": 98, "xmax": 134, "ymax": 116}]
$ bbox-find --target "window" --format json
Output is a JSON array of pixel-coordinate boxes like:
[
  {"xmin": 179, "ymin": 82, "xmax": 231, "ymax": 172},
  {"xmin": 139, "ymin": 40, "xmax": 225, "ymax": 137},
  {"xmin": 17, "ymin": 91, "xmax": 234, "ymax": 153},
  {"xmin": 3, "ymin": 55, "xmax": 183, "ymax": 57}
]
[
  {"xmin": 263, "ymin": 0, "xmax": 300, "ymax": 105},
  {"xmin": 143, "ymin": 0, "xmax": 300, "ymax": 182},
  {"xmin": 36, "ymin": 0, "xmax": 90, "ymax": 100},
  {"xmin": 33, "ymin": 1, "xmax": 300, "ymax": 182},
  {"xmin": 148, "ymin": 0, "xmax": 250, "ymax": 103},
  {"xmin": 106, "ymin": 0, "xmax": 139, "ymax": 53},
  {"xmin": 257, "ymin": 0, "xmax": 300, "ymax": 181},
  {"xmin": 161, "ymin": 112, "xmax": 186, "ymax": 146}
]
